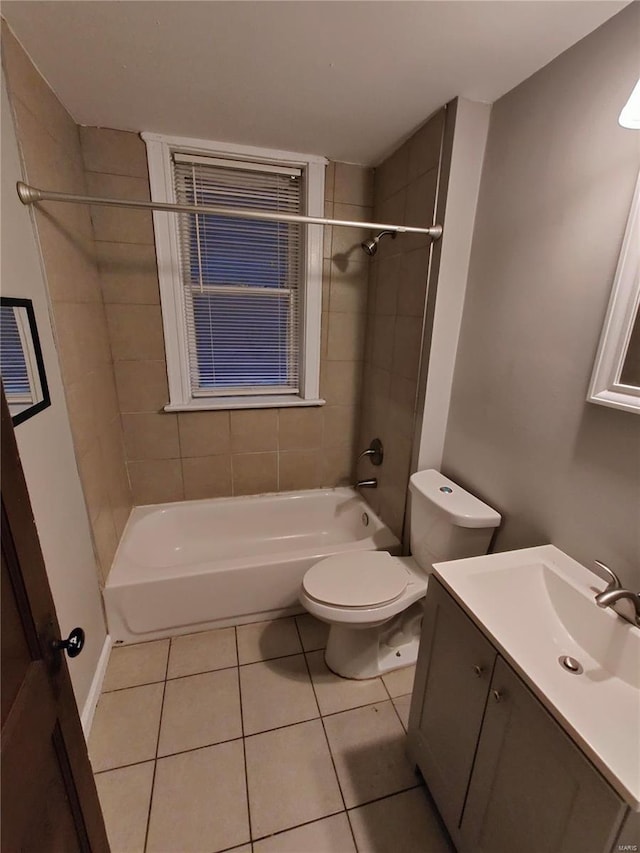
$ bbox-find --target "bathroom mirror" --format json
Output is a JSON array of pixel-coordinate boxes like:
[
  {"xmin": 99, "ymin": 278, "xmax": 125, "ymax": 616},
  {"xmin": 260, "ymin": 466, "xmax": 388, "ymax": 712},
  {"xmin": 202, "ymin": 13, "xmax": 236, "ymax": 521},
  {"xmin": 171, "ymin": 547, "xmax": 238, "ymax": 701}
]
[
  {"xmin": 588, "ymin": 171, "xmax": 640, "ymax": 414},
  {"xmin": 0, "ymin": 297, "xmax": 50, "ymax": 425}
]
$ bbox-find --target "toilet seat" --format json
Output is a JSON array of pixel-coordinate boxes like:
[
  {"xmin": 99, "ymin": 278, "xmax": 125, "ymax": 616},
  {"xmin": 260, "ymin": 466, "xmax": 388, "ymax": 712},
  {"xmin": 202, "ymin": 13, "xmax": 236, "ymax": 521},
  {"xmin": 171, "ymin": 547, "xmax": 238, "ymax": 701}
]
[{"xmin": 303, "ymin": 552, "xmax": 409, "ymax": 608}]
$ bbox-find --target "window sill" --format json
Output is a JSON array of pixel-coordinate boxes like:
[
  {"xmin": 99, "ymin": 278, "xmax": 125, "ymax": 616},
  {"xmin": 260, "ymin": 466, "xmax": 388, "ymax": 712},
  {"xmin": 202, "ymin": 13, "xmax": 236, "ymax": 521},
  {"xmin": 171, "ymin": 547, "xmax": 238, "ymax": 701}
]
[{"xmin": 163, "ymin": 396, "xmax": 326, "ymax": 412}]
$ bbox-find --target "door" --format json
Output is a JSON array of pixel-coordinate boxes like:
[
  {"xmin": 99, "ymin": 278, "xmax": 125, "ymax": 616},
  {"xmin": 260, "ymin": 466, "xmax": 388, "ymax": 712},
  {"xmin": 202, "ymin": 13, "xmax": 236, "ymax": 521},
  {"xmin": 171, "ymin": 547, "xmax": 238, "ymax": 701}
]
[{"xmin": 1, "ymin": 391, "xmax": 109, "ymax": 852}]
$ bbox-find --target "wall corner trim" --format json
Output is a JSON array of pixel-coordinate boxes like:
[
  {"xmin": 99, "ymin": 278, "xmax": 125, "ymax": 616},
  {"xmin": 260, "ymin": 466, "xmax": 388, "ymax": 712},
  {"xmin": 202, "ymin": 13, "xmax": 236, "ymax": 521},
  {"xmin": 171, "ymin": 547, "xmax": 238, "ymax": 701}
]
[{"xmin": 80, "ymin": 633, "xmax": 112, "ymax": 739}]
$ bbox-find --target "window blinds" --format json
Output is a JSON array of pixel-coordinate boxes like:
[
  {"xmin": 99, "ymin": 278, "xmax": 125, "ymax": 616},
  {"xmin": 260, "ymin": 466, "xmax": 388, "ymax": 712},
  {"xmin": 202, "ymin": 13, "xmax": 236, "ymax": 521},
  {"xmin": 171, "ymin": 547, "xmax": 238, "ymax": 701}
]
[
  {"xmin": 173, "ymin": 154, "xmax": 304, "ymax": 396},
  {"xmin": 0, "ymin": 306, "xmax": 33, "ymax": 403}
]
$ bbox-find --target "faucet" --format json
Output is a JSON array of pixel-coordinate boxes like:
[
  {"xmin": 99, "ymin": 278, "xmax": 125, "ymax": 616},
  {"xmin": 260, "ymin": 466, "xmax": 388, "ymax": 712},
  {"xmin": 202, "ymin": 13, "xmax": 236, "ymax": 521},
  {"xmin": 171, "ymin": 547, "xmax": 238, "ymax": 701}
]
[
  {"xmin": 593, "ymin": 560, "xmax": 640, "ymax": 627},
  {"xmin": 355, "ymin": 479, "xmax": 377, "ymax": 488}
]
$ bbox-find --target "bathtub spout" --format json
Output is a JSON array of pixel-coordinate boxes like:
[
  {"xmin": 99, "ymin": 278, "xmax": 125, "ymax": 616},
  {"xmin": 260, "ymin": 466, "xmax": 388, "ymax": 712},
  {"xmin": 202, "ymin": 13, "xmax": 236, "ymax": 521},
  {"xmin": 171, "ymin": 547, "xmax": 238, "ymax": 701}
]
[{"xmin": 355, "ymin": 478, "xmax": 377, "ymax": 489}]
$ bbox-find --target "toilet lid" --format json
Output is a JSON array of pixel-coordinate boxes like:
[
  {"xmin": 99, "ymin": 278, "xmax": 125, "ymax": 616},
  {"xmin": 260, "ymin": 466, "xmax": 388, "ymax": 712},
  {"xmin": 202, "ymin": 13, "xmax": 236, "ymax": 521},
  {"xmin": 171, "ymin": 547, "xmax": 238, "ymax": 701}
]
[{"xmin": 303, "ymin": 552, "xmax": 408, "ymax": 608}]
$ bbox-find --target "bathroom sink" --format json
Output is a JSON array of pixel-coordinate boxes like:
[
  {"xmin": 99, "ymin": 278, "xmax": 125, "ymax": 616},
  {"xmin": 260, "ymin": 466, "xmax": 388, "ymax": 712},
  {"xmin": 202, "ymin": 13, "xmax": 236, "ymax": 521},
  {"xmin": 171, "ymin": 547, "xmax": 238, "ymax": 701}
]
[{"xmin": 433, "ymin": 545, "xmax": 640, "ymax": 809}]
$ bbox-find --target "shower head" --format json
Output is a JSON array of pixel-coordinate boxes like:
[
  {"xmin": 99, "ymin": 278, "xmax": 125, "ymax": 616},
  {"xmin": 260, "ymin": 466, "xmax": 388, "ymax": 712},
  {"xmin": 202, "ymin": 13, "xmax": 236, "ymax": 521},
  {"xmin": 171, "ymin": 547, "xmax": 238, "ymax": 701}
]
[{"xmin": 361, "ymin": 230, "xmax": 397, "ymax": 256}]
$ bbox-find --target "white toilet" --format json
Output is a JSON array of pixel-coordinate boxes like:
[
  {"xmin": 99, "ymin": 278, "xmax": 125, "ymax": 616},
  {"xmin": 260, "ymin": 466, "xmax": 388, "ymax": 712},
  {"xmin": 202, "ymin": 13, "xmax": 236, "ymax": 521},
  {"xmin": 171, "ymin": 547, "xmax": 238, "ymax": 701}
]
[{"xmin": 299, "ymin": 469, "xmax": 501, "ymax": 679}]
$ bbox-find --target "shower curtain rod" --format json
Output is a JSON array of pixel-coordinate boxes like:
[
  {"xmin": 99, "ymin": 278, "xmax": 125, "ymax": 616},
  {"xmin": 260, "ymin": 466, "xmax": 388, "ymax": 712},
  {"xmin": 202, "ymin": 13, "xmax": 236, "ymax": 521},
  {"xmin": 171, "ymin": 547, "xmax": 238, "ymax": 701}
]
[{"xmin": 16, "ymin": 181, "xmax": 443, "ymax": 240}]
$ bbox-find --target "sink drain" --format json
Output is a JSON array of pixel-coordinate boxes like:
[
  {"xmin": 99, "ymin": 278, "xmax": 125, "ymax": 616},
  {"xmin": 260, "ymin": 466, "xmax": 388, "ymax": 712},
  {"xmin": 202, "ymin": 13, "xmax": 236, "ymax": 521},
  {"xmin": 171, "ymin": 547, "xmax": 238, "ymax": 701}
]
[{"xmin": 558, "ymin": 655, "xmax": 583, "ymax": 675}]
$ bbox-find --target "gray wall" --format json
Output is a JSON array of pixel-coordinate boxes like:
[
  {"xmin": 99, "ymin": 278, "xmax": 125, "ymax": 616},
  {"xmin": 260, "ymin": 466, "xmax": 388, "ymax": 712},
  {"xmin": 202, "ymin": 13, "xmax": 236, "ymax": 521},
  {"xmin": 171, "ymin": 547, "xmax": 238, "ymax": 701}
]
[{"xmin": 442, "ymin": 4, "xmax": 640, "ymax": 588}]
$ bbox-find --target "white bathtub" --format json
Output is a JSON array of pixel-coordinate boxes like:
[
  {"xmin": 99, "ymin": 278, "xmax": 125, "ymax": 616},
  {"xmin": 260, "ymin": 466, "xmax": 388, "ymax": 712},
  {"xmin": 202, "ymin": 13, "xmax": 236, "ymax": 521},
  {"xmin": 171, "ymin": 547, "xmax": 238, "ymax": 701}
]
[{"xmin": 104, "ymin": 487, "xmax": 400, "ymax": 644}]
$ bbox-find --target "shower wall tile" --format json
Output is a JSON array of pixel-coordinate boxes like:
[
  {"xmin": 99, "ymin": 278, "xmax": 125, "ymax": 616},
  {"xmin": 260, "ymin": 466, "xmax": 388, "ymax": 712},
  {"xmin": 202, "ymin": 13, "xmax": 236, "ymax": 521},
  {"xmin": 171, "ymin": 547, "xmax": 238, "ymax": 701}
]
[
  {"xmin": 128, "ymin": 459, "xmax": 184, "ymax": 505},
  {"xmin": 3, "ymin": 25, "xmax": 132, "ymax": 583},
  {"xmin": 80, "ymin": 126, "xmax": 148, "ymax": 178},
  {"xmin": 182, "ymin": 455, "xmax": 233, "ymax": 500},
  {"xmin": 359, "ymin": 108, "xmax": 445, "ymax": 539},
  {"xmin": 177, "ymin": 411, "xmax": 231, "ymax": 458},
  {"xmin": 83, "ymin": 125, "xmax": 371, "ymax": 503}
]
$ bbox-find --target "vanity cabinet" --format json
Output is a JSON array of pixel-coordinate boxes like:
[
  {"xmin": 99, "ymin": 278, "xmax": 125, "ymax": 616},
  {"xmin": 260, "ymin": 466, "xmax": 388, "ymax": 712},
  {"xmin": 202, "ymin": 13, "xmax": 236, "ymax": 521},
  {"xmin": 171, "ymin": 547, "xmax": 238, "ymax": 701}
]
[{"xmin": 408, "ymin": 579, "xmax": 630, "ymax": 853}]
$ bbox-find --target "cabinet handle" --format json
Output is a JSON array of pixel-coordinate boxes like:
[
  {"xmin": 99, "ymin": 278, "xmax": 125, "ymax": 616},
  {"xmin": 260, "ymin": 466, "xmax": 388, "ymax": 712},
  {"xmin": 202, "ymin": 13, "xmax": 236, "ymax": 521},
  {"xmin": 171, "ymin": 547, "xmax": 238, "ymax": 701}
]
[
  {"xmin": 492, "ymin": 689, "xmax": 503, "ymax": 703},
  {"xmin": 473, "ymin": 665, "xmax": 483, "ymax": 677}
]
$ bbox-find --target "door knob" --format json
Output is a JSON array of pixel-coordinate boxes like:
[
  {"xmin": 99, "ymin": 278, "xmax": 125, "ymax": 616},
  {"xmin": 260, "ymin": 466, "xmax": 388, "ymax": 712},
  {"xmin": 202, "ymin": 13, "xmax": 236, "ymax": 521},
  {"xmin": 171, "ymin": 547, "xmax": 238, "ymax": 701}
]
[{"xmin": 53, "ymin": 627, "xmax": 85, "ymax": 658}]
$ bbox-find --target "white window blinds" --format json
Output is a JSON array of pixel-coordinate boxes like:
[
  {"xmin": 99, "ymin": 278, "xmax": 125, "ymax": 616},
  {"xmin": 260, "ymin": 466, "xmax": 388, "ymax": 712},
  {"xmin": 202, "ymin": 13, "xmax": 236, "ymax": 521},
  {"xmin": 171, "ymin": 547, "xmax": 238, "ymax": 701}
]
[
  {"xmin": 173, "ymin": 154, "xmax": 304, "ymax": 397},
  {"xmin": 0, "ymin": 304, "xmax": 34, "ymax": 404}
]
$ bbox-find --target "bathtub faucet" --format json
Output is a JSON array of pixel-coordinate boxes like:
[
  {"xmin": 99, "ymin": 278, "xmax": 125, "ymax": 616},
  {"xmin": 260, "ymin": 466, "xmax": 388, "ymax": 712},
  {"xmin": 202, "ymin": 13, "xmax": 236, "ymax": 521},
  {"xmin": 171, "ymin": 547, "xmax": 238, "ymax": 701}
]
[{"xmin": 355, "ymin": 478, "xmax": 377, "ymax": 489}]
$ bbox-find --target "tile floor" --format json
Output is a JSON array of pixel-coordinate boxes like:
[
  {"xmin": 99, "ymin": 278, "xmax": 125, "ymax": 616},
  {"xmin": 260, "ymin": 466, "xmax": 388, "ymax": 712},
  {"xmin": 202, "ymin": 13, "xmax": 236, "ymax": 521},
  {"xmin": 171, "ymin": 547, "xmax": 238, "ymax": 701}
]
[{"xmin": 89, "ymin": 614, "xmax": 454, "ymax": 853}]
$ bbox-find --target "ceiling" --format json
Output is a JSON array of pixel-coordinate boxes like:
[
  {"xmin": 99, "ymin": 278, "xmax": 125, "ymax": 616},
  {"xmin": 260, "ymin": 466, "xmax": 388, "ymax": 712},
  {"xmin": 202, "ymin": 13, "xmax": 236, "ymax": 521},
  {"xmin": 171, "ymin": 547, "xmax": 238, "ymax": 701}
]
[{"xmin": 1, "ymin": 1, "xmax": 627, "ymax": 165}]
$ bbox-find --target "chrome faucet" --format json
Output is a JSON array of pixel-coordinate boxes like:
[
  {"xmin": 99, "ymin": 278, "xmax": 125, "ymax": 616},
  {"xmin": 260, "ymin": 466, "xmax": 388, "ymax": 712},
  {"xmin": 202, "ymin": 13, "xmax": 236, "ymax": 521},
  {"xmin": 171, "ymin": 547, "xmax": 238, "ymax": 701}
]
[
  {"xmin": 355, "ymin": 479, "xmax": 377, "ymax": 489},
  {"xmin": 593, "ymin": 560, "xmax": 640, "ymax": 627}
]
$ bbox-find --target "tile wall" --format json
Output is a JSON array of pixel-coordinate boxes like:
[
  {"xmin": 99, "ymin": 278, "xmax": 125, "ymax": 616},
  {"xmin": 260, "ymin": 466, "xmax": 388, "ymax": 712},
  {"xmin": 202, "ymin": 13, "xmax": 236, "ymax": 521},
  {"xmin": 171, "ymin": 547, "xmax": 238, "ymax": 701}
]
[
  {"xmin": 2, "ymin": 27, "xmax": 132, "ymax": 583},
  {"xmin": 359, "ymin": 109, "xmax": 445, "ymax": 538},
  {"xmin": 80, "ymin": 126, "xmax": 374, "ymax": 505}
]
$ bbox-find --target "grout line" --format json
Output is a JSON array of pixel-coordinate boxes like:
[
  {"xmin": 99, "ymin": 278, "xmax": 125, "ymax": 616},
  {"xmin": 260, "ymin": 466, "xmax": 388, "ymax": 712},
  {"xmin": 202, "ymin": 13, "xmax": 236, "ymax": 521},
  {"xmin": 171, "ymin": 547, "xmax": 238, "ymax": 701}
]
[
  {"xmin": 293, "ymin": 620, "xmax": 360, "ymax": 852},
  {"xmin": 250, "ymin": 808, "xmax": 347, "ymax": 845},
  {"xmin": 142, "ymin": 637, "xmax": 171, "ymax": 852},
  {"xmin": 235, "ymin": 626, "xmax": 254, "ymax": 846},
  {"xmin": 346, "ymin": 782, "xmax": 424, "ymax": 814}
]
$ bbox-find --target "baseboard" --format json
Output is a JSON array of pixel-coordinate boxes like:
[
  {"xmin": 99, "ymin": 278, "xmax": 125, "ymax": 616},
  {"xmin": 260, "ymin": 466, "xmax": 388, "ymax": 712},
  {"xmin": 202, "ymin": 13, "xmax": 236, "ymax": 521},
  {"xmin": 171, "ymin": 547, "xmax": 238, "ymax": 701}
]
[{"xmin": 81, "ymin": 633, "xmax": 112, "ymax": 739}]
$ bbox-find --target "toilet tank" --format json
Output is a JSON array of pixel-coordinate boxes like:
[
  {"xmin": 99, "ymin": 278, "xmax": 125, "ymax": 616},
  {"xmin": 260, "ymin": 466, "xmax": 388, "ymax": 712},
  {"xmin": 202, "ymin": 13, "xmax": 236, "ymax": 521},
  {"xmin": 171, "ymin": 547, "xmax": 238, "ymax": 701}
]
[{"xmin": 408, "ymin": 470, "xmax": 501, "ymax": 570}]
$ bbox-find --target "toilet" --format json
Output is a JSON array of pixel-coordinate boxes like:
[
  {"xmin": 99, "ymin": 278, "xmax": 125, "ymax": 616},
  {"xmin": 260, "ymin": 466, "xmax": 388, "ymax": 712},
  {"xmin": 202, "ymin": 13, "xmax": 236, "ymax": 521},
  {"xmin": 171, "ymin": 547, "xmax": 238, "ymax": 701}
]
[{"xmin": 299, "ymin": 469, "xmax": 501, "ymax": 679}]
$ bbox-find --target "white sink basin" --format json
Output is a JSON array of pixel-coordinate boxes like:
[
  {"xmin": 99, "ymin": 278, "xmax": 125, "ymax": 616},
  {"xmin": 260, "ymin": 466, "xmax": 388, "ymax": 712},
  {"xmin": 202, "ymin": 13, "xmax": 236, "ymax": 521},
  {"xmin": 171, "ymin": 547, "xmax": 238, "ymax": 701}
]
[{"xmin": 433, "ymin": 545, "xmax": 640, "ymax": 809}]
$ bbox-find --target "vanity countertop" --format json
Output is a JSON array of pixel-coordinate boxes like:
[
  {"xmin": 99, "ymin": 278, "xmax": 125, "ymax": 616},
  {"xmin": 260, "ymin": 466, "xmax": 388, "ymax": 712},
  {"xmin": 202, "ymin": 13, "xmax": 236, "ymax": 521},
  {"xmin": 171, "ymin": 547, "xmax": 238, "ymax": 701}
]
[{"xmin": 433, "ymin": 544, "xmax": 640, "ymax": 810}]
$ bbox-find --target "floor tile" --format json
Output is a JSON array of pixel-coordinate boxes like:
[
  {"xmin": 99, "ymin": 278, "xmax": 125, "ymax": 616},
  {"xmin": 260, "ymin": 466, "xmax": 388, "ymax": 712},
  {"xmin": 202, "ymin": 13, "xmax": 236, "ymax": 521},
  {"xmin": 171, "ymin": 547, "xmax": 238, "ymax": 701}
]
[
  {"xmin": 158, "ymin": 669, "xmax": 241, "ymax": 756},
  {"xmin": 89, "ymin": 683, "xmax": 163, "ymax": 772},
  {"xmin": 237, "ymin": 617, "xmax": 302, "ymax": 664},
  {"xmin": 167, "ymin": 627, "xmax": 237, "ymax": 678},
  {"xmin": 382, "ymin": 664, "xmax": 416, "ymax": 698},
  {"xmin": 94, "ymin": 762, "xmax": 154, "ymax": 853},
  {"xmin": 392, "ymin": 694, "xmax": 412, "ymax": 731},
  {"xmin": 295, "ymin": 613, "xmax": 330, "ymax": 651},
  {"xmin": 102, "ymin": 640, "xmax": 169, "ymax": 692},
  {"xmin": 253, "ymin": 813, "xmax": 356, "ymax": 852},
  {"xmin": 240, "ymin": 654, "xmax": 318, "ymax": 735},
  {"xmin": 323, "ymin": 701, "xmax": 418, "ymax": 808},
  {"xmin": 348, "ymin": 788, "xmax": 454, "ymax": 852},
  {"xmin": 147, "ymin": 740, "xmax": 249, "ymax": 853},
  {"xmin": 306, "ymin": 650, "xmax": 388, "ymax": 716},
  {"xmin": 245, "ymin": 719, "xmax": 343, "ymax": 838}
]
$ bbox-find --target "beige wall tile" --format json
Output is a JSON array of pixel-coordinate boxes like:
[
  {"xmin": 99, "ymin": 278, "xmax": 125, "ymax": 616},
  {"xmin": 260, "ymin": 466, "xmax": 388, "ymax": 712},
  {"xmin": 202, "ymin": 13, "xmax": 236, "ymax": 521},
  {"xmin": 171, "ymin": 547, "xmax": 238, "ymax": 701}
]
[
  {"xmin": 91, "ymin": 508, "xmax": 119, "ymax": 583},
  {"xmin": 230, "ymin": 409, "xmax": 278, "ymax": 452},
  {"xmin": 96, "ymin": 242, "xmax": 160, "ymax": 304},
  {"xmin": 321, "ymin": 360, "xmax": 363, "ymax": 407},
  {"xmin": 375, "ymin": 255, "xmax": 402, "ymax": 316},
  {"xmin": 324, "ymin": 160, "xmax": 335, "ymax": 201},
  {"xmin": 328, "ymin": 261, "xmax": 369, "ymax": 313},
  {"xmin": 334, "ymin": 163, "xmax": 374, "ymax": 207},
  {"xmin": 320, "ymin": 445, "xmax": 355, "ymax": 487},
  {"xmin": 278, "ymin": 450, "xmax": 322, "ymax": 491},
  {"xmin": 114, "ymin": 359, "xmax": 169, "ymax": 413},
  {"xmin": 178, "ymin": 411, "xmax": 231, "ymax": 457},
  {"xmin": 80, "ymin": 126, "xmax": 148, "ymax": 178},
  {"xmin": 106, "ymin": 304, "xmax": 165, "ymax": 362},
  {"xmin": 2, "ymin": 26, "xmax": 80, "ymax": 154},
  {"xmin": 86, "ymin": 172, "xmax": 154, "ymax": 244},
  {"xmin": 398, "ymin": 247, "xmax": 429, "ymax": 317},
  {"xmin": 323, "ymin": 201, "xmax": 333, "ymax": 259},
  {"xmin": 182, "ymin": 454, "xmax": 233, "ymax": 500},
  {"xmin": 392, "ymin": 316, "xmax": 423, "ymax": 382},
  {"xmin": 128, "ymin": 459, "xmax": 183, "ymax": 505},
  {"xmin": 404, "ymin": 167, "xmax": 438, "ymax": 252},
  {"xmin": 375, "ymin": 142, "xmax": 410, "ymax": 204},
  {"xmin": 330, "ymin": 222, "xmax": 369, "ymax": 261},
  {"xmin": 77, "ymin": 438, "xmax": 111, "ymax": 523},
  {"xmin": 323, "ymin": 405, "xmax": 358, "ymax": 449},
  {"xmin": 278, "ymin": 407, "xmax": 323, "ymax": 450},
  {"xmin": 64, "ymin": 375, "xmax": 99, "ymax": 458},
  {"xmin": 371, "ymin": 314, "xmax": 396, "ymax": 370},
  {"xmin": 322, "ymin": 259, "xmax": 331, "ymax": 312},
  {"xmin": 326, "ymin": 312, "xmax": 366, "ymax": 362},
  {"xmin": 32, "ymin": 210, "xmax": 102, "ymax": 303},
  {"xmin": 53, "ymin": 302, "xmax": 111, "ymax": 385},
  {"xmin": 122, "ymin": 413, "xmax": 179, "ymax": 460},
  {"xmin": 232, "ymin": 452, "xmax": 277, "ymax": 496}
]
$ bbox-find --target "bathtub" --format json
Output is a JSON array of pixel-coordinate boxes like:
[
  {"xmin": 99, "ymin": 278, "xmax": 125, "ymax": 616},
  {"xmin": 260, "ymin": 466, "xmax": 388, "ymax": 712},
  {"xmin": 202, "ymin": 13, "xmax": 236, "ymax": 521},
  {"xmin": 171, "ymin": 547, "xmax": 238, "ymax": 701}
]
[{"xmin": 104, "ymin": 487, "xmax": 401, "ymax": 644}]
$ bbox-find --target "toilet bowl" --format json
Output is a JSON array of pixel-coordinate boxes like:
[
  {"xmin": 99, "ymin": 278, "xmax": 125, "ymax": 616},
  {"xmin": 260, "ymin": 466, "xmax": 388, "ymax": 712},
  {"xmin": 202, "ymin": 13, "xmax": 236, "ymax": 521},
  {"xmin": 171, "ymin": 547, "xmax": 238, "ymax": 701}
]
[{"xmin": 299, "ymin": 469, "xmax": 501, "ymax": 679}]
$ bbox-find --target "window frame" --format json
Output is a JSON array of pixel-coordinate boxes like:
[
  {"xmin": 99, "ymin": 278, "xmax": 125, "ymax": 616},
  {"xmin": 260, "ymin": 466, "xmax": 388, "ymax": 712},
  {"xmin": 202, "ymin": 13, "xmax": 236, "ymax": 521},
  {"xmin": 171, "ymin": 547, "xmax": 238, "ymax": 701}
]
[{"xmin": 143, "ymin": 132, "xmax": 327, "ymax": 411}]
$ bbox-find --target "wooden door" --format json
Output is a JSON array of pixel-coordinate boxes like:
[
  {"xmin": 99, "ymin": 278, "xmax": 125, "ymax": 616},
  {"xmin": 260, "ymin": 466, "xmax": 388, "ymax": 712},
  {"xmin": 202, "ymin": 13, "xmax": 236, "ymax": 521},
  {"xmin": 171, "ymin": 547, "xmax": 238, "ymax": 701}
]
[
  {"xmin": 1, "ymin": 392, "xmax": 109, "ymax": 852},
  {"xmin": 459, "ymin": 657, "xmax": 626, "ymax": 853},
  {"xmin": 407, "ymin": 578, "xmax": 496, "ymax": 835}
]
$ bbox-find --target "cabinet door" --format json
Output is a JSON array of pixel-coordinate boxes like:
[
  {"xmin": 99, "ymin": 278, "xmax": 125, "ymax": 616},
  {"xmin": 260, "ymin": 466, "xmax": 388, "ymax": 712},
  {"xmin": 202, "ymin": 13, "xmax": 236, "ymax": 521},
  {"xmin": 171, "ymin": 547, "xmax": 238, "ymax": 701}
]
[
  {"xmin": 407, "ymin": 579, "xmax": 497, "ymax": 834},
  {"xmin": 459, "ymin": 657, "xmax": 626, "ymax": 853}
]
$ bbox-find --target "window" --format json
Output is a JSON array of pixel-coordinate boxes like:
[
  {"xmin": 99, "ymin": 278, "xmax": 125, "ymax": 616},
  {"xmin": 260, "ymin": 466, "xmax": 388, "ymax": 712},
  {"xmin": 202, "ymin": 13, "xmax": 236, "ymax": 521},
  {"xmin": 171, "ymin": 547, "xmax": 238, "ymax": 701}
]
[
  {"xmin": 0, "ymin": 297, "xmax": 50, "ymax": 425},
  {"xmin": 143, "ymin": 134, "xmax": 326, "ymax": 410}
]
